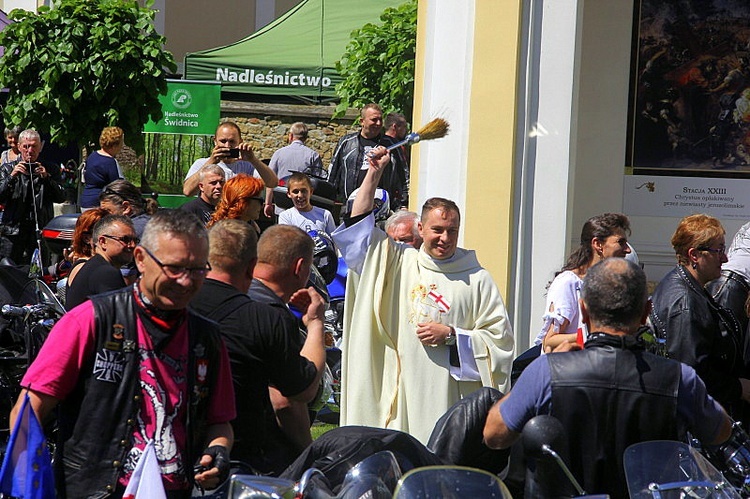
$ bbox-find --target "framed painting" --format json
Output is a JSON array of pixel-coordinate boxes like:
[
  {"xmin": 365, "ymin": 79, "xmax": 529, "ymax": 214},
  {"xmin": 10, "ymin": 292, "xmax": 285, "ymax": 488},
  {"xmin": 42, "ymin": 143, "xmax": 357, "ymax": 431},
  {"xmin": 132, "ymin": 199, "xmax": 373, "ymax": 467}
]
[{"xmin": 627, "ymin": 0, "xmax": 750, "ymax": 177}]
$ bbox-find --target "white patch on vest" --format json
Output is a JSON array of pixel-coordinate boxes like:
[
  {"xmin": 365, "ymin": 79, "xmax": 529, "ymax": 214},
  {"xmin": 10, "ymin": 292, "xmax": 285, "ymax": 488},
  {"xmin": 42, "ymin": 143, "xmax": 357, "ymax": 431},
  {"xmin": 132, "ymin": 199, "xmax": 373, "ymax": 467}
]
[{"xmin": 93, "ymin": 349, "xmax": 125, "ymax": 383}]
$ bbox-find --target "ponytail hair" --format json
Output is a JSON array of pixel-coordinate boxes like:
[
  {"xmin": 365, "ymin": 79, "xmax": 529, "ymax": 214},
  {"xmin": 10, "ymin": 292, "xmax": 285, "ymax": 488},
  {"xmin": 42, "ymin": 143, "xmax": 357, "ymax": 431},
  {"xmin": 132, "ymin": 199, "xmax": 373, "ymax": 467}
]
[{"xmin": 561, "ymin": 213, "xmax": 631, "ymax": 273}]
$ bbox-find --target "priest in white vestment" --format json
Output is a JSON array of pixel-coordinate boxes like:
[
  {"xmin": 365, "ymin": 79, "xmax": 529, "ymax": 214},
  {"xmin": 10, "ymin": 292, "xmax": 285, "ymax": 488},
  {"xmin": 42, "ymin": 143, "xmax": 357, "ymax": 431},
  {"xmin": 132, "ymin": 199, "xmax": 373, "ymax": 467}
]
[{"xmin": 332, "ymin": 147, "xmax": 515, "ymax": 443}]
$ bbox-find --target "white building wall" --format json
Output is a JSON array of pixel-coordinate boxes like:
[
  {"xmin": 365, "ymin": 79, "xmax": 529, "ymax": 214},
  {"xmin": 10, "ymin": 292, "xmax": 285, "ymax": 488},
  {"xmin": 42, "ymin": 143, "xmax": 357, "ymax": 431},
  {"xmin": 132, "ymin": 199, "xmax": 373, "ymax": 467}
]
[
  {"xmin": 414, "ymin": 1, "xmax": 475, "ymax": 219},
  {"xmin": 2, "ymin": 0, "xmax": 38, "ymax": 12},
  {"xmin": 517, "ymin": 0, "xmax": 582, "ymax": 348}
]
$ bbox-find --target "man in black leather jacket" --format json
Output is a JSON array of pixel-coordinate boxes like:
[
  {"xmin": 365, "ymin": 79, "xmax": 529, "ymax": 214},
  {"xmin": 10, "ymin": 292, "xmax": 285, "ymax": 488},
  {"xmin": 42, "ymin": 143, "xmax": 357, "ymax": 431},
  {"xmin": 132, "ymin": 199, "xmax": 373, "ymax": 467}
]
[
  {"xmin": 328, "ymin": 103, "xmax": 407, "ymax": 212},
  {"xmin": 0, "ymin": 129, "xmax": 65, "ymax": 263},
  {"xmin": 484, "ymin": 258, "xmax": 733, "ymax": 499}
]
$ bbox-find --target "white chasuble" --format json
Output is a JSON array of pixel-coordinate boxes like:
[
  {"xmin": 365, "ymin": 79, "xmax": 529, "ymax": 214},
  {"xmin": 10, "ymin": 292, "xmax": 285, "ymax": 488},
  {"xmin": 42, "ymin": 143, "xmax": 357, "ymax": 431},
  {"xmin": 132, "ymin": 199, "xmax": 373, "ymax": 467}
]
[{"xmin": 333, "ymin": 214, "xmax": 515, "ymax": 443}]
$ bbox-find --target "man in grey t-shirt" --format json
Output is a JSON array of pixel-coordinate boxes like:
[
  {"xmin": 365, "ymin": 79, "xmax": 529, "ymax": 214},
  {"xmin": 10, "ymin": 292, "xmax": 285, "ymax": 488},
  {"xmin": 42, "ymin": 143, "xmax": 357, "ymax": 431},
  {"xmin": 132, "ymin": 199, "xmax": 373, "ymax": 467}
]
[{"xmin": 264, "ymin": 122, "xmax": 323, "ymax": 217}]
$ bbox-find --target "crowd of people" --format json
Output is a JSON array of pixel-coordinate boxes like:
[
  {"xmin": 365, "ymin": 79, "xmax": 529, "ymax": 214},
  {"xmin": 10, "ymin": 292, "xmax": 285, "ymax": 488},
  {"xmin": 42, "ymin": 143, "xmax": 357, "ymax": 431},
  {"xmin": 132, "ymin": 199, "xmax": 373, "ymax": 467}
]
[{"xmin": 1, "ymin": 109, "xmax": 747, "ymax": 498}]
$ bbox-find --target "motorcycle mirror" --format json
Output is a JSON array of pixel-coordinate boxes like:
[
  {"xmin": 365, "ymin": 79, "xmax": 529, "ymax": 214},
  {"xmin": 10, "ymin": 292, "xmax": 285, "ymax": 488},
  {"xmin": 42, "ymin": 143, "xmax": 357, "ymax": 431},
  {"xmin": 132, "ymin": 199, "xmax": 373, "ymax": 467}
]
[
  {"xmin": 522, "ymin": 415, "xmax": 567, "ymax": 459},
  {"xmin": 522, "ymin": 415, "xmax": 588, "ymax": 496}
]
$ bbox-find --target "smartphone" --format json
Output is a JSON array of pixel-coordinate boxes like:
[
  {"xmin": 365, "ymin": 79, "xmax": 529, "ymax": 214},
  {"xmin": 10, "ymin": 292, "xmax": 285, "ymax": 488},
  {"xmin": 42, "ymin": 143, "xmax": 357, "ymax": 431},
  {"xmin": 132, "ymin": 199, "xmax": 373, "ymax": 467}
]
[{"xmin": 226, "ymin": 148, "xmax": 240, "ymax": 158}]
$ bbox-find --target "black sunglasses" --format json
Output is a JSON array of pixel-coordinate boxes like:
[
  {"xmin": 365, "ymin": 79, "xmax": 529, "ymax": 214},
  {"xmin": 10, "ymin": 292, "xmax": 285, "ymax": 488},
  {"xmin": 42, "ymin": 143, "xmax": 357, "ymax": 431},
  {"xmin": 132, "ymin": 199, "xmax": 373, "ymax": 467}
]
[{"xmin": 103, "ymin": 234, "xmax": 140, "ymax": 246}]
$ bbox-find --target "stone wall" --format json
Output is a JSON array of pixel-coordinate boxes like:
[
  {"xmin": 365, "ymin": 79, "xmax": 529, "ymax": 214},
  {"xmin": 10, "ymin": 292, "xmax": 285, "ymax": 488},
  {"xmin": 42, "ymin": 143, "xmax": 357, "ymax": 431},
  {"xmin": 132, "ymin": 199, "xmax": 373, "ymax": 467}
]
[{"xmin": 220, "ymin": 101, "xmax": 361, "ymax": 165}]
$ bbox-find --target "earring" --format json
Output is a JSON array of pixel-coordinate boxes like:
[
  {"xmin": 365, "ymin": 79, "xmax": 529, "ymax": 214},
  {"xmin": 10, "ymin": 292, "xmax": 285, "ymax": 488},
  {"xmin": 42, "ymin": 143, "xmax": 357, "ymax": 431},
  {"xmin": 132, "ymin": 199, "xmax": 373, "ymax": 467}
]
[{"xmin": 692, "ymin": 262, "xmax": 697, "ymax": 269}]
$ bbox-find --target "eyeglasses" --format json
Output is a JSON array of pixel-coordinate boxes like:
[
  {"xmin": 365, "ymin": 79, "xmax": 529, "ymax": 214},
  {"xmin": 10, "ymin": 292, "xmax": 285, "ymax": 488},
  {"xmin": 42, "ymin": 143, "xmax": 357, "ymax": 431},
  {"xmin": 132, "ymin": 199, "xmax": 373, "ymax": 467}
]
[
  {"xmin": 245, "ymin": 196, "xmax": 264, "ymax": 203},
  {"xmin": 103, "ymin": 234, "xmax": 140, "ymax": 246},
  {"xmin": 141, "ymin": 246, "xmax": 211, "ymax": 279},
  {"xmin": 698, "ymin": 246, "xmax": 727, "ymax": 255}
]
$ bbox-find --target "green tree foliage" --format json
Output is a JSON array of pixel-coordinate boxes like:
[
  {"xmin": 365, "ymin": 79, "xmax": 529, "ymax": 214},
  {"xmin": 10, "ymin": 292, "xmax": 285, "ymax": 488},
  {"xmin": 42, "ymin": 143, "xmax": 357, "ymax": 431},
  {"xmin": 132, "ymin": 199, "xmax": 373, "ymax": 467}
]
[
  {"xmin": 334, "ymin": 0, "xmax": 417, "ymax": 120},
  {"xmin": 0, "ymin": 0, "xmax": 176, "ymax": 154}
]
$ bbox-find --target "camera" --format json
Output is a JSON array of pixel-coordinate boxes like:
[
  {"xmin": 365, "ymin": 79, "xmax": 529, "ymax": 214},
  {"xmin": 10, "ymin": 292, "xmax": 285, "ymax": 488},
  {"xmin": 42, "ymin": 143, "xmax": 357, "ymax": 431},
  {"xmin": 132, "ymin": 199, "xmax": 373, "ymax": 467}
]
[
  {"xmin": 20, "ymin": 162, "xmax": 40, "ymax": 175},
  {"xmin": 226, "ymin": 148, "xmax": 240, "ymax": 158}
]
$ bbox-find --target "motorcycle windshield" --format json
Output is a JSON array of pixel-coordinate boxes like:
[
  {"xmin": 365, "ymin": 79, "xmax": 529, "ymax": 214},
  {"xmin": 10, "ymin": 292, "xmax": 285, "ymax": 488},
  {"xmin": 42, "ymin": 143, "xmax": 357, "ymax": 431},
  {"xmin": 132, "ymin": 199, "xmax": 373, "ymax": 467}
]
[
  {"xmin": 0, "ymin": 265, "xmax": 36, "ymax": 308},
  {"xmin": 392, "ymin": 466, "xmax": 511, "ymax": 499},
  {"xmin": 339, "ymin": 450, "xmax": 402, "ymax": 496},
  {"xmin": 624, "ymin": 440, "xmax": 741, "ymax": 498},
  {"xmin": 19, "ymin": 279, "xmax": 65, "ymax": 317}
]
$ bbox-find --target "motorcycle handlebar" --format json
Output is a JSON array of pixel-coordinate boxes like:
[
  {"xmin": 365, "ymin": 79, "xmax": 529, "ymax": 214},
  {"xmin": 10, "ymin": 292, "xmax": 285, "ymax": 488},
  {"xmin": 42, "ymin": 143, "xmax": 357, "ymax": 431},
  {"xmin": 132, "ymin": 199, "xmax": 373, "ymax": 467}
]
[{"xmin": 2, "ymin": 304, "xmax": 45, "ymax": 317}]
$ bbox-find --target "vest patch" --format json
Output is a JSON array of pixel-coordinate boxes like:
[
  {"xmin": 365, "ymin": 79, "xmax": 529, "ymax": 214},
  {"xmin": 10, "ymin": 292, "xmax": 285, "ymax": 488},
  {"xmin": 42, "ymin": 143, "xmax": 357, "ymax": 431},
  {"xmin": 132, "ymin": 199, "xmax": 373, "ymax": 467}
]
[
  {"xmin": 197, "ymin": 359, "xmax": 208, "ymax": 384},
  {"xmin": 112, "ymin": 324, "xmax": 125, "ymax": 340},
  {"xmin": 103, "ymin": 341, "xmax": 121, "ymax": 351},
  {"xmin": 123, "ymin": 340, "xmax": 136, "ymax": 353},
  {"xmin": 93, "ymin": 349, "xmax": 125, "ymax": 383}
]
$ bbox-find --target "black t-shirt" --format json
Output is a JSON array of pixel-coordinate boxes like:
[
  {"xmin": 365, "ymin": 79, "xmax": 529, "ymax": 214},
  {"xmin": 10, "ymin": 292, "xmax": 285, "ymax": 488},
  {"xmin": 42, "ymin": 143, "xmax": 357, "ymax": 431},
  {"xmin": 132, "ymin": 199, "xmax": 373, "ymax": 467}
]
[
  {"xmin": 248, "ymin": 278, "xmax": 306, "ymax": 351},
  {"xmin": 66, "ymin": 254, "xmax": 127, "ymax": 311},
  {"xmin": 179, "ymin": 197, "xmax": 215, "ymax": 226},
  {"xmin": 190, "ymin": 278, "xmax": 316, "ymax": 473}
]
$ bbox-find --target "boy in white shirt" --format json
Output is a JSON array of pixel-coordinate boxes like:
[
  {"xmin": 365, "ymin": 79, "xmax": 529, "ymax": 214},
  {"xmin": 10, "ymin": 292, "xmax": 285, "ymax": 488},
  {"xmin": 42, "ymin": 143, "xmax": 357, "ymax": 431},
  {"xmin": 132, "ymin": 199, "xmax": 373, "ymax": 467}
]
[{"xmin": 278, "ymin": 172, "xmax": 337, "ymax": 234}]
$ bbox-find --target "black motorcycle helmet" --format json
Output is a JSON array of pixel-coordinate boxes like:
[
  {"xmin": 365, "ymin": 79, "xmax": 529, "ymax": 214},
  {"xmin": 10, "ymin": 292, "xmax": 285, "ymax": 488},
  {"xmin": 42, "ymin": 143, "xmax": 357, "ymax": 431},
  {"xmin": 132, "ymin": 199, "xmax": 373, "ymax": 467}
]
[{"xmin": 308, "ymin": 230, "xmax": 338, "ymax": 285}]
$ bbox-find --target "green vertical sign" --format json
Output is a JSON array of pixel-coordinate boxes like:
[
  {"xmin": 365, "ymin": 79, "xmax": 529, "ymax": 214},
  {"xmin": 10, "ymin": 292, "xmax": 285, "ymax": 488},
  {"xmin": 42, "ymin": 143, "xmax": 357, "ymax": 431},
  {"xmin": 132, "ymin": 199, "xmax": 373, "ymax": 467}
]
[{"xmin": 143, "ymin": 80, "xmax": 221, "ymax": 135}]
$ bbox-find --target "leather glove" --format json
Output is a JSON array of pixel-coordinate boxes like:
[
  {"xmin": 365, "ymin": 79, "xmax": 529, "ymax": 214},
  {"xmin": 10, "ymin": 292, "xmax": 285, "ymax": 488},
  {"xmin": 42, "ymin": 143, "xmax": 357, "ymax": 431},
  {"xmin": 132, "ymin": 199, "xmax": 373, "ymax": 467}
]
[{"xmin": 198, "ymin": 445, "xmax": 230, "ymax": 484}]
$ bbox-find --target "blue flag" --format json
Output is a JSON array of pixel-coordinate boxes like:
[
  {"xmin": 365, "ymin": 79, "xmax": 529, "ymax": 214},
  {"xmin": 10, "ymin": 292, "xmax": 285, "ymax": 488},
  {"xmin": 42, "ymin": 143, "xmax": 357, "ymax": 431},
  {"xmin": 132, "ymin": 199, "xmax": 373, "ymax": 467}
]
[{"xmin": 0, "ymin": 393, "xmax": 55, "ymax": 498}]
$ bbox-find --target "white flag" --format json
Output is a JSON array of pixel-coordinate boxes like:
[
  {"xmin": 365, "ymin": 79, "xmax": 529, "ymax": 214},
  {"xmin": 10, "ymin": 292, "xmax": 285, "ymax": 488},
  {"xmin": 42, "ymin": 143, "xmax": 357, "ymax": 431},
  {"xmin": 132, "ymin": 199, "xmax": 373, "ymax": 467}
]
[{"xmin": 122, "ymin": 441, "xmax": 166, "ymax": 499}]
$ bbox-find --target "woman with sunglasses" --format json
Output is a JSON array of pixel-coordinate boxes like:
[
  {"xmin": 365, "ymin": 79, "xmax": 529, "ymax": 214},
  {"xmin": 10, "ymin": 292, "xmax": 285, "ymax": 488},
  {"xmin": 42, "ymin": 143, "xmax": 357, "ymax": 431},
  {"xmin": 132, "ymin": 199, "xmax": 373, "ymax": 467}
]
[
  {"xmin": 207, "ymin": 174, "xmax": 265, "ymax": 235},
  {"xmin": 650, "ymin": 214, "xmax": 750, "ymax": 424}
]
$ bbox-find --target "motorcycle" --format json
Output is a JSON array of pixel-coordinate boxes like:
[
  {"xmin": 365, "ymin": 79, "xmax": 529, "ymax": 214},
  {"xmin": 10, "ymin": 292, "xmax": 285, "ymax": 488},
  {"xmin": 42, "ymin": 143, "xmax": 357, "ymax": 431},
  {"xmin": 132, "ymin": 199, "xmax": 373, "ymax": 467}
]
[
  {"xmin": 226, "ymin": 451, "xmax": 513, "ymax": 499},
  {"xmin": 624, "ymin": 440, "xmax": 741, "ymax": 498},
  {"xmin": 219, "ymin": 388, "xmax": 509, "ymax": 498},
  {"xmin": 228, "ymin": 451, "xmax": 403, "ymax": 499},
  {"xmin": 0, "ymin": 264, "xmax": 65, "ymax": 443},
  {"xmin": 306, "ymin": 231, "xmax": 346, "ymax": 421},
  {"xmin": 522, "ymin": 414, "xmax": 750, "ymax": 498}
]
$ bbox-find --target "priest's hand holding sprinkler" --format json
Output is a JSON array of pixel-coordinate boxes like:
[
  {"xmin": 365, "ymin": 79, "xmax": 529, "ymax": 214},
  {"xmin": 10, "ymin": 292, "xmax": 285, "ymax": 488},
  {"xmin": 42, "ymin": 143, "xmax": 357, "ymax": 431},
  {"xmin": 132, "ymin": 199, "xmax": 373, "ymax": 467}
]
[
  {"xmin": 367, "ymin": 117, "xmax": 451, "ymax": 159},
  {"xmin": 386, "ymin": 117, "xmax": 450, "ymax": 150}
]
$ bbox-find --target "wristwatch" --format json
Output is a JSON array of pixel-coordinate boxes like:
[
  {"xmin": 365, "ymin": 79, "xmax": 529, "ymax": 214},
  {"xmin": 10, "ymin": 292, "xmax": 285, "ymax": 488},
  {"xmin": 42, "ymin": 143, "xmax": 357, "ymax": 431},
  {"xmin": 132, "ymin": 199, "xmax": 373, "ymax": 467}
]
[{"xmin": 444, "ymin": 327, "xmax": 457, "ymax": 346}]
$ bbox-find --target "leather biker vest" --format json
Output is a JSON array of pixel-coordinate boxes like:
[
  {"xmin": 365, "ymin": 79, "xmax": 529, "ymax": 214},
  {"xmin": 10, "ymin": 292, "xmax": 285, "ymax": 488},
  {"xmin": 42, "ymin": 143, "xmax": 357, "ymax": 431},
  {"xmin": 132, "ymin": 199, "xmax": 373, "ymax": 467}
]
[
  {"xmin": 544, "ymin": 334, "xmax": 681, "ymax": 499},
  {"xmin": 55, "ymin": 286, "xmax": 221, "ymax": 498}
]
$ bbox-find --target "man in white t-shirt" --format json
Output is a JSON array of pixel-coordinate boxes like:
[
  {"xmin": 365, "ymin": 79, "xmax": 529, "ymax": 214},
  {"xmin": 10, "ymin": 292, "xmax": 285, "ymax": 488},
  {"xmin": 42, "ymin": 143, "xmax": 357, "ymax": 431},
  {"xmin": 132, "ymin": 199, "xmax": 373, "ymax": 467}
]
[
  {"xmin": 278, "ymin": 172, "xmax": 336, "ymax": 235},
  {"xmin": 183, "ymin": 121, "xmax": 278, "ymax": 196}
]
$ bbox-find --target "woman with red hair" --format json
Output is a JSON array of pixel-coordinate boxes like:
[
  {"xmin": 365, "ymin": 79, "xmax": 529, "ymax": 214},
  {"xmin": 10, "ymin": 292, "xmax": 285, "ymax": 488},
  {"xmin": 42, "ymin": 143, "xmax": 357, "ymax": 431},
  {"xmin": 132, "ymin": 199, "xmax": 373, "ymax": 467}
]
[
  {"xmin": 207, "ymin": 174, "xmax": 265, "ymax": 233},
  {"xmin": 57, "ymin": 207, "xmax": 109, "ymax": 304}
]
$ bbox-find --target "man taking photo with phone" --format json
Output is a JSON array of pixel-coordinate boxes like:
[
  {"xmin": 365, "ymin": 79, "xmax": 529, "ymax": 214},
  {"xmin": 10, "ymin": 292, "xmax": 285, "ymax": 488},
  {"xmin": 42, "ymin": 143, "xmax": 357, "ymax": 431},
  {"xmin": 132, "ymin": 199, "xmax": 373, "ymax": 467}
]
[
  {"xmin": 183, "ymin": 121, "xmax": 278, "ymax": 196},
  {"xmin": 0, "ymin": 128, "xmax": 65, "ymax": 263}
]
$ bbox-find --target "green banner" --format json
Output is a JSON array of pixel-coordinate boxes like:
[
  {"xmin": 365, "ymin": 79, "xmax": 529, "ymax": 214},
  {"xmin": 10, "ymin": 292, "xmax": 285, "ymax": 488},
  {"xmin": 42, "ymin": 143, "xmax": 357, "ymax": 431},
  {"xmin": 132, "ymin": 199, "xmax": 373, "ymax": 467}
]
[{"xmin": 143, "ymin": 80, "xmax": 221, "ymax": 135}]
